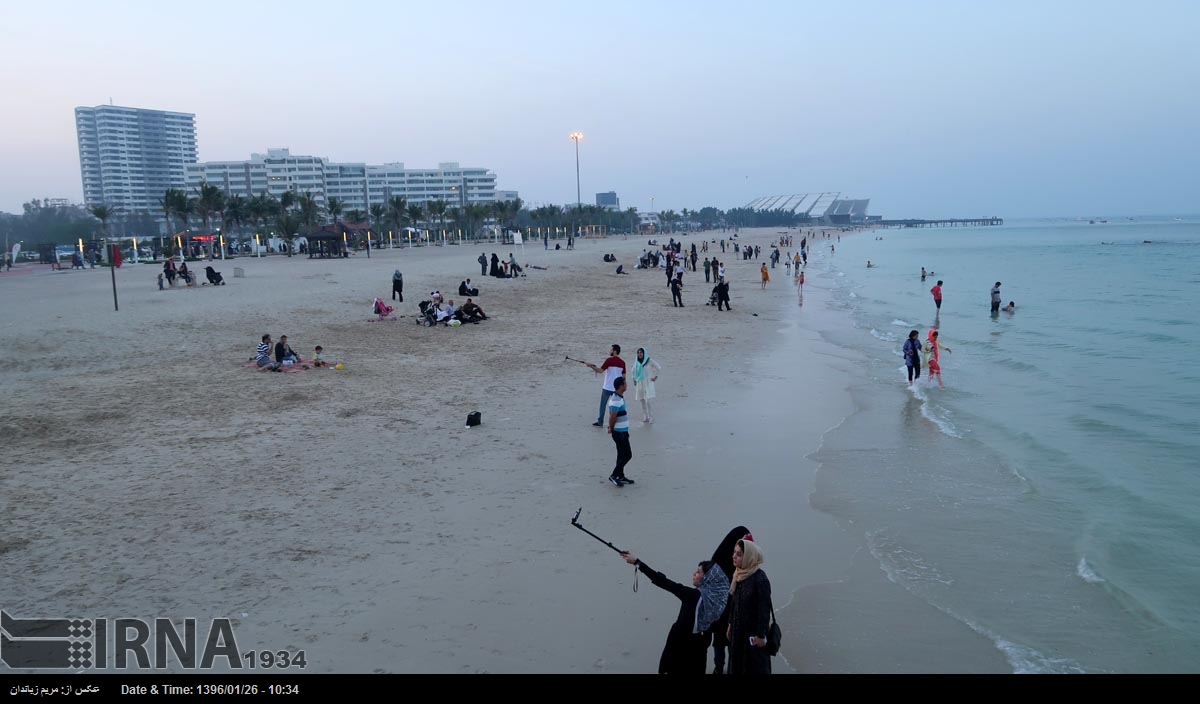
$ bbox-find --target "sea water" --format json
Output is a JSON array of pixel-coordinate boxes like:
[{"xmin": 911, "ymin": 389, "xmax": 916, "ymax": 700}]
[{"xmin": 802, "ymin": 218, "xmax": 1200, "ymax": 672}]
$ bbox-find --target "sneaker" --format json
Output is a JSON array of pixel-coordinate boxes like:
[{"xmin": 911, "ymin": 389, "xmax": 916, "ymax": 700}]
[
  {"xmin": 592, "ymin": 421, "xmax": 603, "ymax": 427},
  {"xmin": 619, "ymin": 476, "xmax": 635, "ymax": 485},
  {"xmin": 608, "ymin": 475, "xmax": 623, "ymax": 487}
]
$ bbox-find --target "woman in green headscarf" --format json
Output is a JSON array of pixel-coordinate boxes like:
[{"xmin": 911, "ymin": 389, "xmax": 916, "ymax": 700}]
[{"xmin": 631, "ymin": 347, "xmax": 662, "ymax": 424}]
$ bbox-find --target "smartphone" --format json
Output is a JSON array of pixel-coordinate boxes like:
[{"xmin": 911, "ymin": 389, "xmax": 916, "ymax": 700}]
[{"xmin": 749, "ymin": 637, "xmax": 756, "ymax": 646}]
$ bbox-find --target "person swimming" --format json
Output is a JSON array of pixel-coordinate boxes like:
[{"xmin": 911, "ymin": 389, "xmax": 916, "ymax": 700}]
[{"xmin": 1002, "ymin": 301, "xmax": 1015, "ymax": 313}]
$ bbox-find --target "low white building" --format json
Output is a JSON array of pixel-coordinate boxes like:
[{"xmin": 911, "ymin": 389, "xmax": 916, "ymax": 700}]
[{"xmin": 187, "ymin": 149, "xmax": 498, "ymax": 213}]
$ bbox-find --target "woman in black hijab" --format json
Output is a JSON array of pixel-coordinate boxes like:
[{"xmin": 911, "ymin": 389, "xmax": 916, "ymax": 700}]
[{"xmin": 619, "ymin": 549, "xmax": 730, "ymax": 674}]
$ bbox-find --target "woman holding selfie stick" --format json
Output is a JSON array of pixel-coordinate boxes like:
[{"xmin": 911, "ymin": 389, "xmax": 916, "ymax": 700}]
[{"xmin": 620, "ymin": 549, "xmax": 729, "ymax": 674}]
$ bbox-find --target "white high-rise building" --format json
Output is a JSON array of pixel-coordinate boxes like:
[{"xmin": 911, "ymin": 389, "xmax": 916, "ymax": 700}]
[
  {"xmin": 188, "ymin": 149, "xmax": 498, "ymax": 214},
  {"xmin": 75, "ymin": 105, "xmax": 197, "ymax": 215}
]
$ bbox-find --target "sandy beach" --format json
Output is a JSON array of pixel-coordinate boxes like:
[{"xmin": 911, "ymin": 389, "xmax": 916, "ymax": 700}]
[{"xmin": 0, "ymin": 226, "xmax": 1003, "ymax": 673}]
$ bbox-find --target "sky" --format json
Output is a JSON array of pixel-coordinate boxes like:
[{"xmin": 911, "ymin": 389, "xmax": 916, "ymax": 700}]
[{"xmin": 1, "ymin": 0, "xmax": 1197, "ymax": 218}]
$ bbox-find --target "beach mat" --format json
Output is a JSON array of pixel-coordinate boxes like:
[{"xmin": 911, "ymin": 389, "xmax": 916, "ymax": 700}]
[{"xmin": 242, "ymin": 360, "xmax": 319, "ymax": 373}]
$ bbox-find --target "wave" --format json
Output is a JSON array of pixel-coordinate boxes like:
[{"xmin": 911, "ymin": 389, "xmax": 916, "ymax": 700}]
[
  {"xmin": 1076, "ymin": 557, "xmax": 1105, "ymax": 584},
  {"xmin": 891, "ymin": 319, "xmax": 913, "ymax": 327},
  {"xmin": 865, "ymin": 530, "xmax": 1089, "ymax": 673},
  {"xmin": 871, "ymin": 328, "xmax": 898, "ymax": 342},
  {"xmin": 909, "ymin": 392, "xmax": 963, "ymax": 438}
]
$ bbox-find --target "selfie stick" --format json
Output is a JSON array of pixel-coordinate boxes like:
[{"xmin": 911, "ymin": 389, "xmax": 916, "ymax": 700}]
[{"xmin": 570, "ymin": 508, "xmax": 625, "ymax": 555}]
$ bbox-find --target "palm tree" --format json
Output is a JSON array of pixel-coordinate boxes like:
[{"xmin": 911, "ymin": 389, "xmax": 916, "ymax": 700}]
[
  {"xmin": 159, "ymin": 188, "xmax": 182, "ymax": 234},
  {"xmin": 406, "ymin": 203, "xmax": 425, "ymax": 237},
  {"xmin": 326, "ymin": 196, "xmax": 343, "ymax": 226},
  {"xmin": 297, "ymin": 191, "xmax": 322, "ymax": 234},
  {"xmin": 223, "ymin": 195, "xmax": 247, "ymax": 239},
  {"xmin": 347, "ymin": 209, "xmax": 365, "ymax": 226},
  {"xmin": 89, "ymin": 204, "xmax": 116, "ymax": 238},
  {"xmin": 426, "ymin": 199, "xmax": 448, "ymax": 237},
  {"xmin": 193, "ymin": 181, "xmax": 226, "ymax": 258},
  {"xmin": 369, "ymin": 203, "xmax": 387, "ymax": 233},
  {"xmin": 277, "ymin": 190, "xmax": 298, "ymax": 256},
  {"xmin": 386, "ymin": 196, "xmax": 407, "ymax": 237},
  {"xmin": 169, "ymin": 189, "xmax": 194, "ymax": 233},
  {"xmin": 465, "ymin": 203, "xmax": 489, "ymax": 240}
]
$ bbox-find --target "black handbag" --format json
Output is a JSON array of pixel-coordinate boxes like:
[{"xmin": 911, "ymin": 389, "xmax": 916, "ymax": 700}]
[{"xmin": 766, "ymin": 606, "xmax": 782, "ymax": 656}]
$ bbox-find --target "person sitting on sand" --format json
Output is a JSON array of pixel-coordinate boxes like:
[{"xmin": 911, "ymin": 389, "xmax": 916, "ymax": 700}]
[
  {"xmin": 459, "ymin": 279, "xmax": 479, "ymax": 296},
  {"xmin": 616, "ymin": 265, "xmax": 628, "ymax": 275},
  {"xmin": 434, "ymin": 302, "xmax": 452, "ymax": 324},
  {"xmin": 274, "ymin": 335, "xmax": 301, "ymax": 365},
  {"xmin": 1002, "ymin": 301, "xmax": 1015, "ymax": 313},
  {"xmin": 313, "ymin": 346, "xmax": 328, "ymax": 367},
  {"xmin": 461, "ymin": 299, "xmax": 488, "ymax": 322},
  {"xmin": 256, "ymin": 334, "xmax": 282, "ymax": 371},
  {"xmin": 445, "ymin": 299, "xmax": 458, "ymax": 320}
]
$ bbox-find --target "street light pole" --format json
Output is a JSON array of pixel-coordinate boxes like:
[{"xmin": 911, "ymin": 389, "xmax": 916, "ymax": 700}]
[{"xmin": 570, "ymin": 132, "xmax": 583, "ymax": 208}]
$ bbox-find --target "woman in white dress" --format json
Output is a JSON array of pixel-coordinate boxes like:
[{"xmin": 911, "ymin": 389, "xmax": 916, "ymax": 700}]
[{"xmin": 631, "ymin": 346, "xmax": 662, "ymax": 423}]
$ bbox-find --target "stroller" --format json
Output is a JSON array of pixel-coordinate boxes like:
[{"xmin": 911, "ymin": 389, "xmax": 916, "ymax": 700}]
[
  {"xmin": 372, "ymin": 297, "xmax": 397, "ymax": 321},
  {"xmin": 416, "ymin": 300, "xmax": 439, "ymax": 327},
  {"xmin": 203, "ymin": 266, "xmax": 225, "ymax": 286},
  {"xmin": 706, "ymin": 284, "xmax": 720, "ymax": 306}
]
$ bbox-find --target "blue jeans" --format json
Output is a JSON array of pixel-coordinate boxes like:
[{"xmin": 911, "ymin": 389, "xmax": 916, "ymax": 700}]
[{"xmin": 597, "ymin": 389, "xmax": 614, "ymax": 425}]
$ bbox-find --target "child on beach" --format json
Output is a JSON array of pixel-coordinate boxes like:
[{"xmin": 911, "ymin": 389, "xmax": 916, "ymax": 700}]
[
  {"xmin": 157, "ymin": 273, "xmax": 164, "ymax": 290},
  {"xmin": 313, "ymin": 346, "xmax": 328, "ymax": 367},
  {"xmin": 760, "ymin": 263, "xmax": 769, "ymax": 289},
  {"xmin": 923, "ymin": 329, "xmax": 952, "ymax": 388}
]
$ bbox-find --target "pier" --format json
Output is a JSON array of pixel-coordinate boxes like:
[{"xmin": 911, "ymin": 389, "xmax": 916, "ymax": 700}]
[{"xmin": 876, "ymin": 217, "xmax": 1003, "ymax": 228}]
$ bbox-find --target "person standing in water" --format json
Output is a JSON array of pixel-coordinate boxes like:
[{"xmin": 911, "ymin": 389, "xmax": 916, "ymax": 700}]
[
  {"xmin": 903, "ymin": 330, "xmax": 922, "ymax": 386},
  {"xmin": 631, "ymin": 346, "xmax": 661, "ymax": 423},
  {"xmin": 921, "ymin": 267, "xmax": 927, "ymax": 281},
  {"xmin": 931, "ymin": 280, "xmax": 944, "ymax": 313},
  {"xmin": 924, "ymin": 329, "xmax": 951, "ymax": 388},
  {"xmin": 990, "ymin": 281, "xmax": 1003, "ymax": 314}
]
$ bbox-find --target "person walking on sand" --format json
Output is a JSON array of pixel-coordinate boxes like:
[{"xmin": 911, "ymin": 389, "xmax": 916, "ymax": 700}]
[
  {"xmin": 726, "ymin": 539, "xmax": 773, "ymax": 674},
  {"xmin": 903, "ymin": 330, "xmax": 922, "ymax": 386},
  {"xmin": 586, "ymin": 345, "xmax": 626, "ymax": 427},
  {"xmin": 990, "ymin": 281, "xmax": 1003, "ymax": 314},
  {"xmin": 618, "ymin": 549, "xmax": 729, "ymax": 674},
  {"xmin": 606, "ymin": 376, "xmax": 635, "ymax": 486},
  {"xmin": 703, "ymin": 257, "xmax": 712, "ymax": 283},
  {"xmin": 671, "ymin": 275, "xmax": 684, "ymax": 307},
  {"xmin": 760, "ymin": 263, "xmax": 769, "ymax": 289},
  {"xmin": 631, "ymin": 346, "xmax": 661, "ymax": 423},
  {"xmin": 797, "ymin": 270, "xmax": 805, "ymax": 292},
  {"xmin": 931, "ymin": 280, "xmax": 943, "ymax": 313},
  {"xmin": 924, "ymin": 329, "xmax": 951, "ymax": 388}
]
